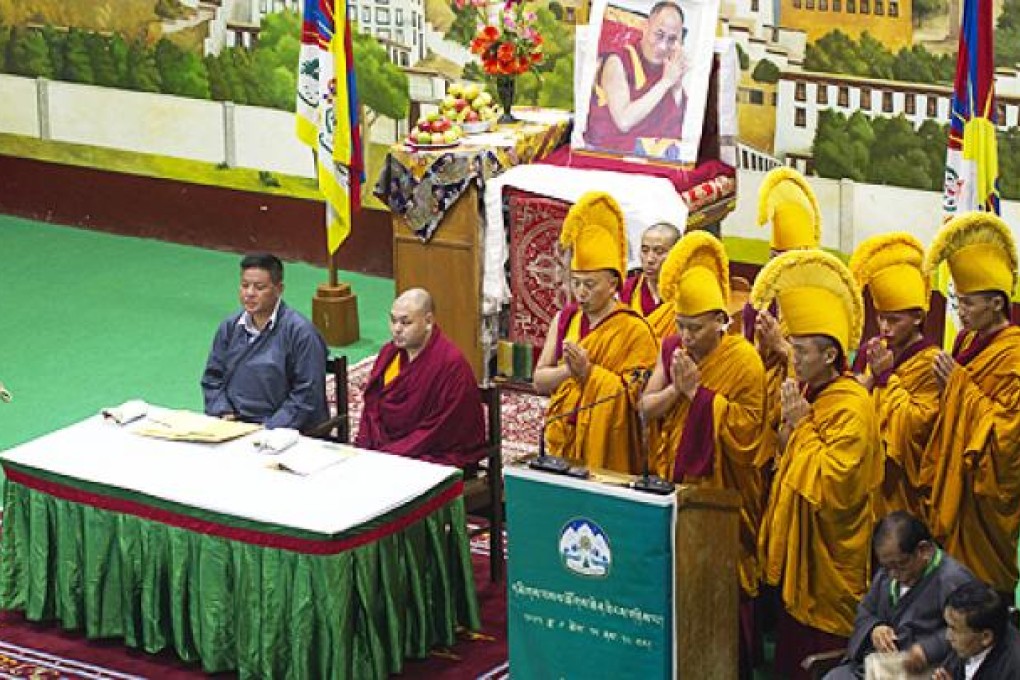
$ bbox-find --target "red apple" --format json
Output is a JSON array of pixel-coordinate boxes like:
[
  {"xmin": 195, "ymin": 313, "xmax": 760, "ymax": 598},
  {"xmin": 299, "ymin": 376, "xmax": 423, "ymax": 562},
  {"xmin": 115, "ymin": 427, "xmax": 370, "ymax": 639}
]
[
  {"xmin": 455, "ymin": 98, "xmax": 469, "ymax": 111},
  {"xmin": 465, "ymin": 110, "xmax": 480, "ymax": 122}
]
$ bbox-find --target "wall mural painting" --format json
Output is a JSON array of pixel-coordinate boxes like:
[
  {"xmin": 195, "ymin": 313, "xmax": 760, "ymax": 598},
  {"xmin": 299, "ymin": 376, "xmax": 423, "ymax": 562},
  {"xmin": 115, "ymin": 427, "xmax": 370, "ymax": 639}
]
[{"xmin": 0, "ymin": 0, "xmax": 1018, "ymax": 201}]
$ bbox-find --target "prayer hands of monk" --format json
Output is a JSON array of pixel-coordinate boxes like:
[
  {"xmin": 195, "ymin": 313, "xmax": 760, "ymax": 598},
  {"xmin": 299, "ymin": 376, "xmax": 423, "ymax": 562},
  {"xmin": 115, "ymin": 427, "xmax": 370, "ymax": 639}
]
[
  {"xmin": 902, "ymin": 643, "xmax": 927, "ymax": 673},
  {"xmin": 755, "ymin": 309, "xmax": 788, "ymax": 365},
  {"xmin": 780, "ymin": 379, "xmax": 810, "ymax": 429},
  {"xmin": 866, "ymin": 337, "xmax": 894, "ymax": 377},
  {"xmin": 563, "ymin": 342, "xmax": 591, "ymax": 383},
  {"xmin": 932, "ymin": 668, "xmax": 951, "ymax": 680},
  {"xmin": 870, "ymin": 624, "xmax": 898, "ymax": 653},
  {"xmin": 933, "ymin": 351, "xmax": 958, "ymax": 391},
  {"xmin": 671, "ymin": 348, "xmax": 700, "ymax": 401}
]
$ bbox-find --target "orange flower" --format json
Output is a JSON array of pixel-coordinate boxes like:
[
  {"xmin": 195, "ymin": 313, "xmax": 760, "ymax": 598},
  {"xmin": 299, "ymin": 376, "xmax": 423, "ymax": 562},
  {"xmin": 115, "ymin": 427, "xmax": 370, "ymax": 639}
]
[
  {"xmin": 482, "ymin": 25, "xmax": 499, "ymax": 40},
  {"xmin": 497, "ymin": 42, "xmax": 515, "ymax": 63}
]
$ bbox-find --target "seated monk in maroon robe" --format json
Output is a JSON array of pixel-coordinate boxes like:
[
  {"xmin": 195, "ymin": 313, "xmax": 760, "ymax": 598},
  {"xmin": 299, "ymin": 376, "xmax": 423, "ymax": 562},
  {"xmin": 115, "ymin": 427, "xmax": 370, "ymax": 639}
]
[{"xmin": 356, "ymin": 288, "xmax": 485, "ymax": 468}]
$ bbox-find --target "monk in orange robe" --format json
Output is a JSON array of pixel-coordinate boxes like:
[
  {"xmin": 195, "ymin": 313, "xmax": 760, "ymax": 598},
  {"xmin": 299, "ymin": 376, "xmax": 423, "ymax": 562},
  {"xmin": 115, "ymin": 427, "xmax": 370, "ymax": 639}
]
[
  {"xmin": 534, "ymin": 192, "xmax": 658, "ymax": 474},
  {"xmin": 639, "ymin": 231, "xmax": 765, "ymax": 678},
  {"xmin": 752, "ymin": 250, "xmax": 882, "ymax": 680},
  {"xmin": 849, "ymin": 233, "xmax": 940, "ymax": 520},
  {"xmin": 748, "ymin": 167, "xmax": 823, "ymax": 474},
  {"xmin": 619, "ymin": 222, "xmax": 681, "ymax": 341},
  {"xmin": 921, "ymin": 212, "xmax": 1020, "ymax": 598}
]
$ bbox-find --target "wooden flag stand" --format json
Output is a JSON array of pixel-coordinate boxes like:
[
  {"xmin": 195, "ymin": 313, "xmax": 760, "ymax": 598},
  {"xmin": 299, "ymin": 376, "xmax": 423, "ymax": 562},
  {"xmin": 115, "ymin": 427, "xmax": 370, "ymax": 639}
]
[{"xmin": 312, "ymin": 251, "xmax": 360, "ymax": 346}]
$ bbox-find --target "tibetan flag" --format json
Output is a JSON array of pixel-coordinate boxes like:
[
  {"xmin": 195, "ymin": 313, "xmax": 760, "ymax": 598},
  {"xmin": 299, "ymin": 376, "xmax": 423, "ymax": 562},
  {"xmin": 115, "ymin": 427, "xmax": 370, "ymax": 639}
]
[
  {"xmin": 296, "ymin": 0, "xmax": 364, "ymax": 255},
  {"xmin": 940, "ymin": 0, "xmax": 999, "ymax": 346}
]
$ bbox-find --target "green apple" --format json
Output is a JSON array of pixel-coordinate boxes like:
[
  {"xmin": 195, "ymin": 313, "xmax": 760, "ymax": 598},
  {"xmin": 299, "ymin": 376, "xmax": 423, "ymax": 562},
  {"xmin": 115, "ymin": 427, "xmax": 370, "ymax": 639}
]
[{"xmin": 464, "ymin": 84, "xmax": 481, "ymax": 101}]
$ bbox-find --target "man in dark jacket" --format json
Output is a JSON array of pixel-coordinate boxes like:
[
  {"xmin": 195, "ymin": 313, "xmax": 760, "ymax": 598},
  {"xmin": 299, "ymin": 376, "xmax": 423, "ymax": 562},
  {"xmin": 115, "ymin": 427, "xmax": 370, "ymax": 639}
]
[
  {"xmin": 825, "ymin": 511, "xmax": 977, "ymax": 679},
  {"xmin": 935, "ymin": 581, "xmax": 1020, "ymax": 680}
]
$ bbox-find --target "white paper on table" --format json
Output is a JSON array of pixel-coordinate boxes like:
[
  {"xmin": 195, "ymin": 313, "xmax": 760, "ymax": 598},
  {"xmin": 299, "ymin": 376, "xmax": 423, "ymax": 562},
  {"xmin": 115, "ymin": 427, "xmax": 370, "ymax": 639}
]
[
  {"xmin": 271, "ymin": 441, "xmax": 360, "ymax": 476},
  {"xmin": 864, "ymin": 652, "xmax": 931, "ymax": 680},
  {"xmin": 101, "ymin": 399, "xmax": 149, "ymax": 425}
]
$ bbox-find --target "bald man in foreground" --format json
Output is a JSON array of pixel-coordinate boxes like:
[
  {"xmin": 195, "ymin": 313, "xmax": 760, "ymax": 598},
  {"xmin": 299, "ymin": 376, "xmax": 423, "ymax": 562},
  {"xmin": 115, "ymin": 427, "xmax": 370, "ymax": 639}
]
[{"xmin": 356, "ymin": 288, "xmax": 486, "ymax": 468}]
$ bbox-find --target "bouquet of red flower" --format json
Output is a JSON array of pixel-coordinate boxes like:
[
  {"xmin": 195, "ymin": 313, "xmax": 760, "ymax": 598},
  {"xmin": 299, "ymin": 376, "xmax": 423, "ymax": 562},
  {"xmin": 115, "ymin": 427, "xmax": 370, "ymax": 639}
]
[{"xmin": 458, "ymin": 0, "xmax": 544, "ymax": 76}]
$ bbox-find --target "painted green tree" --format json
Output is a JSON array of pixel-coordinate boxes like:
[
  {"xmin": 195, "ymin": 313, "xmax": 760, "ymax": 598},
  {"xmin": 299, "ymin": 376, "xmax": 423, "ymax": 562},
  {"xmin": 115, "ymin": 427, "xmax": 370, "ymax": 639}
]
[
  {"xmin": 996, "ymin": 0, "xmax": 1020, "ymax": 67},
  {"xmin": 352, "ymin": 29, "xmax": 409, "ymax": 127}
]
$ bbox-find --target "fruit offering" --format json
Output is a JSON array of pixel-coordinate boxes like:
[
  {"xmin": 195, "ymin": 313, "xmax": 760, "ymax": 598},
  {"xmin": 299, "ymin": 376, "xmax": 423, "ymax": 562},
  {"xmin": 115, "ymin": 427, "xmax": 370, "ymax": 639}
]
[
  {"xmin": 407, "ymin": 112, "xmax": 463, "ymax": 146},
  {"xmin": 440, "ymin": 83, "xmax": 499, "ymax": 127}
]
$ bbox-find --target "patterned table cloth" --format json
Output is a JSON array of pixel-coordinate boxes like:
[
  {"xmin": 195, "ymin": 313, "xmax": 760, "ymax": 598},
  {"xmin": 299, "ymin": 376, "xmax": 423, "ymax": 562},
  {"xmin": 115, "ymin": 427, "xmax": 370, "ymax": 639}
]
[{"xmin": 374, "ymin": 119, "xmax": 570, "ymax": 241}]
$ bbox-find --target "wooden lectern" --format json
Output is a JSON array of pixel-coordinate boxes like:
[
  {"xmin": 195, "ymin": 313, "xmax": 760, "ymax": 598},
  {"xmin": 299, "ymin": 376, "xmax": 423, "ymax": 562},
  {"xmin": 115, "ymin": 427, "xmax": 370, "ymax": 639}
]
[
  {"xmin": 392, "ymin": 184, "xmax": 484, "ymax": 380},
  {"xmin": 675, "ymin": 485, "xmax": 740, "ymax": 678}
]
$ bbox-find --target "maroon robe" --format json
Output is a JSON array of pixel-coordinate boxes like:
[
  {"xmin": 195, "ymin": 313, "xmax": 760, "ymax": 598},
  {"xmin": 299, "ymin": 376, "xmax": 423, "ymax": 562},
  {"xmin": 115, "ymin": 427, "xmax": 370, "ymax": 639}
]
[{"xmin": 356, "ymin": 327, "xmax": 485, "ymax": 468}]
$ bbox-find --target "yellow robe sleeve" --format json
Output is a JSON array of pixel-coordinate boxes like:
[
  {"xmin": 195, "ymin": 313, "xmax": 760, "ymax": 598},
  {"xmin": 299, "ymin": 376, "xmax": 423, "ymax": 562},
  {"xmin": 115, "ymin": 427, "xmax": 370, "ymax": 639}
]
[{"xmin": 871, "ymin": 346, "xmax": 941, "ymax": 519}]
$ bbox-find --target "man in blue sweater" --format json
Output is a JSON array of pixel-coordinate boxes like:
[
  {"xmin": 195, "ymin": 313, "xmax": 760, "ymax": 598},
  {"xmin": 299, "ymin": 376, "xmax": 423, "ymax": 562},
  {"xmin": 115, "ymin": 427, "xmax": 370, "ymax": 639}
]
[{"xmin": 201, "ymin": 253, "xmax": 328, "ymax": 431}]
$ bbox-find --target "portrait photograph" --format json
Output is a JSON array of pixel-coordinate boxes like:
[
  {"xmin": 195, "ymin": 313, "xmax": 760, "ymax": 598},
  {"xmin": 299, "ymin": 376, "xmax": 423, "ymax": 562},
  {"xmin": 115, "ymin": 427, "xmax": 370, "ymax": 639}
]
[{"xmin": 572, "ymin": 0, "xmax": 720, "ymax": 166}]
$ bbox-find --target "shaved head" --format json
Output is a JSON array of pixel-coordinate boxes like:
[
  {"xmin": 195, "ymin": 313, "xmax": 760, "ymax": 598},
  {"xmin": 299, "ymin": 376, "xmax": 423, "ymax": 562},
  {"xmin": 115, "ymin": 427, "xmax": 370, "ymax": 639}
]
[
  {"xmin": 394, "ymin": 287, "xmax": 434, "ymax": 315},
  {"xmin": 390, "ymin": 288, "xmax": 435, "ymax": 357},
  {"xmin": 645, "ymin": 222, "xmax": 681, "ymax": 244}
]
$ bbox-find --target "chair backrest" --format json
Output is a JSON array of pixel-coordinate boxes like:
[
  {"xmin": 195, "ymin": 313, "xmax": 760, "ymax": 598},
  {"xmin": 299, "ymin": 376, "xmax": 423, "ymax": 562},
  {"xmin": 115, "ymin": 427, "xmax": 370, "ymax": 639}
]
[
  {"xmin": 330, "ymin": 356, "xmax": 350, "ymax": 443},
  {"xmin": 479, "ymin": 384, "xmax": 502, "ymax": 471},
  {"xmin": 305, "ymin": 355, "xmax": 349, "ymax": 443}
]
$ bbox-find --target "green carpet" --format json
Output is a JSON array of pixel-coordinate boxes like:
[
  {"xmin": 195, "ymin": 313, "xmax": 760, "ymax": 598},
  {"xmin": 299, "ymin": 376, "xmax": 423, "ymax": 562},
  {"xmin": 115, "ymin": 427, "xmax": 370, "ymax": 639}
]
[{"xmin": 0, "ymin": 215, "xmax": 394, "ymax": 461}]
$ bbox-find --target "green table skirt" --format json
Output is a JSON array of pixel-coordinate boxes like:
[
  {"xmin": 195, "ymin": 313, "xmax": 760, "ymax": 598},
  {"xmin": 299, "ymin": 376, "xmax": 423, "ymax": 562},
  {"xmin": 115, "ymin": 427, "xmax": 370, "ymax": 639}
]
[{"xmin": 0, "ymin": 481, "xmax": 481, "ymax": 679}]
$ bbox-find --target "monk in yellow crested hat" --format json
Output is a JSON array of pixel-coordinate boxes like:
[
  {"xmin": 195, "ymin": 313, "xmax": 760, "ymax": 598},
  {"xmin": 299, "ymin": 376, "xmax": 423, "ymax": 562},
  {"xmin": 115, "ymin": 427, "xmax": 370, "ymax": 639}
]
[
  {"xmin": 751, "ymin": 249, "xmax": 880, "ymax": 674},
  {"xmin": 921, "ymin": 211, "xmax": 1020, "ymax": 596},
  {"xmin": 849, "ymin": 232, "xmax": 940, "ymax": 520},
  {"xmin": 639, "ymin": 230, "xmax": 767, "ymax": 657},
  {"xmin": 533, "ymin": 191, "xmax": 658, "ymax": 474},
  {"xmin": 927, "ymin": 211, "xmax": 1018, "ymax": 302},
  {"xmin": 559, "ymin": 191, "xmax": 628, "ymax": 286},
  {"xmin": 758, "ymin": 166, "xmax": 821, "ymax": 253},
  {"xmin": 751, "ymin": 249, "xmax": 863, "ymax": 360}
]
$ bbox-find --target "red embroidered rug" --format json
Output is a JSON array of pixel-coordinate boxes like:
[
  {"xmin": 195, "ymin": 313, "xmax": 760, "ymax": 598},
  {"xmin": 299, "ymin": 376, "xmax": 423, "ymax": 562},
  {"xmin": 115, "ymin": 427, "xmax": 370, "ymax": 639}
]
[{"xmin": 505, "ymin": 189, "xmax": 570, "ymax": 350}]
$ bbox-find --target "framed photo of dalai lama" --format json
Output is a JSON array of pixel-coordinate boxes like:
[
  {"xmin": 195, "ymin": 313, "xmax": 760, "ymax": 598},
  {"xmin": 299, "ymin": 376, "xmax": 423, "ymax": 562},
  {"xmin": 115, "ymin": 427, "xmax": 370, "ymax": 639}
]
[{"xmin": 573, "ymin": 0, "xmax": 720, "ymax": 166}]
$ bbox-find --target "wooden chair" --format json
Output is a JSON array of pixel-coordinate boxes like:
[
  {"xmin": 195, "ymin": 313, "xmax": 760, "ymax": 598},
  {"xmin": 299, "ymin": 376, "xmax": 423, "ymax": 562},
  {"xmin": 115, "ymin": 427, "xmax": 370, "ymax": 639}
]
[
  {"xmin": 304, "ymin": 356, "xmax": 350, "ymax": 443},
  {"xmin": 801, "ymin": 649, "xmax": 845, "ymax": 679},
  {"xmin": 464, "ymin": 384, "xmax": 505, "ymax": 582}
]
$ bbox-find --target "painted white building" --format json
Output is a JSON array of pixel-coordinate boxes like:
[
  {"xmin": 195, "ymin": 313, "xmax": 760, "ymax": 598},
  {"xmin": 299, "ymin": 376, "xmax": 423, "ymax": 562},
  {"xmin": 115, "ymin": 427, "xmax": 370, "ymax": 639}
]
[
  {"xmin": 774, "ymin": 69, "xmax": 1020, "ymax": 165},
  {"xmin": 349, "ymin": 0, "xmax": 427, "ymax": 65}
]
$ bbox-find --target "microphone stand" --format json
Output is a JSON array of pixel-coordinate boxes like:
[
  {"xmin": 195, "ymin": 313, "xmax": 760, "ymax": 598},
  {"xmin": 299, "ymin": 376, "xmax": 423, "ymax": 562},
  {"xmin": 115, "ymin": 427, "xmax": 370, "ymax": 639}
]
[
  {"xmin": 631, "ymin": 369, "xmax": 676, "ymax": 495},
  {"xmin": 529, "ymin": 381, "xmax": 638, "ymax": 476}
]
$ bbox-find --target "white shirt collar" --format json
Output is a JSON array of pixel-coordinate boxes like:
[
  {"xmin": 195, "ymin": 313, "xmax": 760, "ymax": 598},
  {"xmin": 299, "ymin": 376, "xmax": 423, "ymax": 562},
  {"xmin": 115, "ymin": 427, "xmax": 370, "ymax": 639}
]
[
  {"xmin": 964, "ymin": 646, "xmax": 992, "ymax": 680},
  {"xmin": 237, "ymin": 298, "xmax": 281, "ymax": 337}
]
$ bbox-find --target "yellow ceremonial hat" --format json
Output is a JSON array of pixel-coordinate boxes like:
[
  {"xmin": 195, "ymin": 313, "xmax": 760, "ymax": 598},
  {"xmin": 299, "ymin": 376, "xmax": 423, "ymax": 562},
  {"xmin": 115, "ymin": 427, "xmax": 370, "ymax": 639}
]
[
  {"xmin": 750, "ymin": 250, "xmax": 863, "ymax": 356},
  {"xmin": 927, "ymin": 212, "xmax": 1018, "ymax": 298},
  {"xmin": 560, "ymin": 191, "xmax": 627, "ymax": 284},
  {"xmin": 757, "ymin": 167, "xmax": 821, "ymax": 251},
  {"xmin": 659, "ymin": 231, "xmax": 729, "ymax": 317},
  {"xmin": 849, "ymin": 232, "xmax": 929, "ymax": 312}
]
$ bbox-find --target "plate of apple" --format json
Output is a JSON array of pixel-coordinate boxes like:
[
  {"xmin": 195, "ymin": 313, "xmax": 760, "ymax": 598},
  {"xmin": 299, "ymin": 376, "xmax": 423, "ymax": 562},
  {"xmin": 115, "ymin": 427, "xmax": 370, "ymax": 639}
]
[
  {"xmin": 440, "ymin": 83, "xmax": 500, "ymax": 134},
  {"xmin": 406, "ymin": 113, "xmax": 463, "ymax": 149}
]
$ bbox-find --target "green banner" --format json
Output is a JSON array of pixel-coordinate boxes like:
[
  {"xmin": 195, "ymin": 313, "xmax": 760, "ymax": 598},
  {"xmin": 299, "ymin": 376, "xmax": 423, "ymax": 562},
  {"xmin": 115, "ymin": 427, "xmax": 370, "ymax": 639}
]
[{"xmin": 506, "ymin": 469, "xmax": 675, "ymax": 679}]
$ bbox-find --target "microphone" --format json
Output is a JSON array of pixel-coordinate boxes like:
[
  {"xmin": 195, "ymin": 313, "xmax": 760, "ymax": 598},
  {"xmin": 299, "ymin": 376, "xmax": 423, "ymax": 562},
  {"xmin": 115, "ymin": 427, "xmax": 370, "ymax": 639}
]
[
  {"xmin": 630, "ymin": 369, "xmax": 675, "ymax": 495},
  {"xmin": 530, "ymin": 371, "xmax": 646, "ymax": 476}
]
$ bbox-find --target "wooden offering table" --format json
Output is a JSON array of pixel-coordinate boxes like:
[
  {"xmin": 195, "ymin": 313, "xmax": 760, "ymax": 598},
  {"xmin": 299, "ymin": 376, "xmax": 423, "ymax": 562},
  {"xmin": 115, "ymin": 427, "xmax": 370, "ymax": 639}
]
[{"xmin": 374, "ymin": 116, "xmax": 570, "ymax": 381}]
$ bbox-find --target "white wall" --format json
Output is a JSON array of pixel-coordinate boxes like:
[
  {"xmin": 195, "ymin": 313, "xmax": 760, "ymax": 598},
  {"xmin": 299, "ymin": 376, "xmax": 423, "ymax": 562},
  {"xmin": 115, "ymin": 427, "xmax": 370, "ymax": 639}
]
[
  {"xmin": 0, "ymin": 76, "xmax": 40, "ymax": 137},
  {"xmin": 724, "ymin": 169, "xmax": 1020, "ymax": 254},
  {"xmin": 1, "ymin": 73, "xmax": 319, "ymax": 177},
  {"xmin": 47, "ymin": 81, "xmax": 227, "ymax": 164}
]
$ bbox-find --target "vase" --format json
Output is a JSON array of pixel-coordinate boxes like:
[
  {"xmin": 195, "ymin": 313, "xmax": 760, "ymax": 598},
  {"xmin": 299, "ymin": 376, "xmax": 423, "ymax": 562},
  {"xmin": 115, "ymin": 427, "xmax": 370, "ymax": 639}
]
[{"xmin": 496, "ymin": 75, "xmax": 516, "ymax": 124}]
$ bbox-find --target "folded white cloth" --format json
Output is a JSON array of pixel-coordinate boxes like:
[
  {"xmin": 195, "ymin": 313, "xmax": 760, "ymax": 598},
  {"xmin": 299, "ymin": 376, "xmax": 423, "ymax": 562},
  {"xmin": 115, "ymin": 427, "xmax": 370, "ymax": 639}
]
[
  {"xmin": 482, "ymin": 163, "xmax": 689, "ymax": 308},
  {"xmin": 101, "ymin": 400, "xmax": 149, "ymax": 425},
  {"xmin": 251, "ymin": 428, "xmax": 300, "ymax": 453}
]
